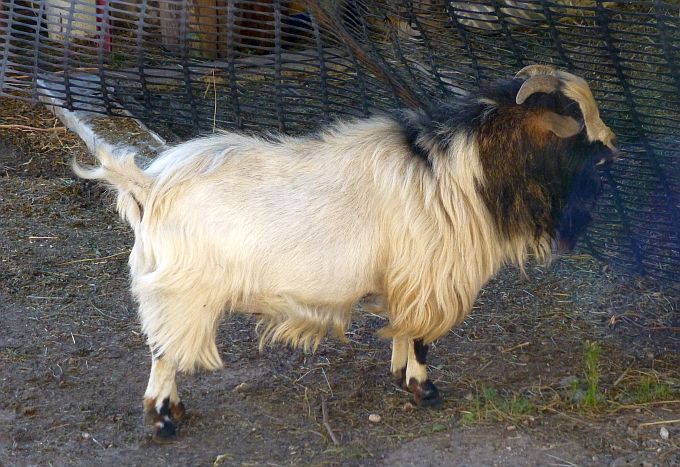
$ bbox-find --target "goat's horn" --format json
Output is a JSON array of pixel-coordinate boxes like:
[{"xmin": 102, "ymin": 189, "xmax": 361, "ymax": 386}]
[
  {"xmin": 556, "ymin": 72, "xmax": 615, "ymax": 146},
  {"xmin": 516, "ymin": 75, "xmax": 561, "ymax": 105},
  {"xmin": 515, "ymin": 64, "xmax": 557, "ymax": 80}
]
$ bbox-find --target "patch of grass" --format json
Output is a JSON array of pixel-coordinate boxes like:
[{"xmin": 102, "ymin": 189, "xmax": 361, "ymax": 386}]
[
  {"xmin": 460, "ymin": 385, "xmax": 535, "ymax": 424},
  {"xmin": 563, "ymin": 340, "xmax": 605, "ymax": 409},
  {"xmin": 430, "ymin": 422, "xmax": 447, "ymax": 433},
  {"xmin": 615, "ymin": 373, "xmax": 678, "ymax": 405},
  {"xmin": 561, "ymin": 346, "xmax": 678, "ymax": 413},
  {"xmin": 324, "ymin": 445, "xmax": 370, "ymax": 460},
  {"xmin": 583, "ymin": 340, "xmax": 602, "ymax": 408}
]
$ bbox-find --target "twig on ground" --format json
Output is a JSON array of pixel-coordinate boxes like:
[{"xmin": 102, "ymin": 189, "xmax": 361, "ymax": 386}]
[
  {"xmin": 89, "ymin": 300, "xmax": 126, "ymax": 321},
  {"xmin": 0, "ymin": 124, "xmax": 67, "ymax": 132},
  {"xmin": 608, "ymin": 400, "xmax": 680, "ymax": 415},
  {"xmin": 612, "ymin": 367, "xmax": 631, "ymax": 387},
  {"xmin": 321, "ymin": 397, "xmax": 339, "ymax": 446},
  {"xmin": 58, "ymin": 250, "xmax": 130, "ymax": 266},
  {"xmin": 501, "ymin": 341, "xmax": 530, "ymax": 353},
  {"xmin": 544, "ymin": 407, "xmax": 591, "ymax": 425},
  {"xmin": 321, "ymin": 367, "xmax": 334, "ymax": 397},
  {"xmin": 639, "ymin": 419, "xmax": 680, "ymax": 428},
  {"xmin": 545, "ymin": 453, "xmax": 580, "ymax": 467}
]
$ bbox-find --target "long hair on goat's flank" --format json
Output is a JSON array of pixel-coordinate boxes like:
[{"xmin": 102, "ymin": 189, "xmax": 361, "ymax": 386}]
[{"xmin": 382, "ymin": 110, "xmax": 508, "ymax": 343}]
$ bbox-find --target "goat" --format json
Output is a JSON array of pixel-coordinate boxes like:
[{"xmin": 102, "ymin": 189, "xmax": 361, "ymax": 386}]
[{"xmin": 74, "ymin": 64, "xmax": 618, "ymax": 440}]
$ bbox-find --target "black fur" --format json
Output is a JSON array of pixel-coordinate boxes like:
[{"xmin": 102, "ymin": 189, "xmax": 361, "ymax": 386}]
[
  {"xmin": 394, "ymin": 97, "xmax": 488, "ymax": 163},
  {"xmin": 413, "ymin": 339, "xmax": 428, "ymax": 365},
  {"xmin": 394, "ymin": 111, "xmax": 433, "ymax": 164},
  {"xmin": 394, "ymin": 77, "xmax": 615, "ymax": 251}
]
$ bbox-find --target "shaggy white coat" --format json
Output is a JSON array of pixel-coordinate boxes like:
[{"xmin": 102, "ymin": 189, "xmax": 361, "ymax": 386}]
[{"xmin": 75, "ymin": 116, "xmax": 550, "ymax": 373}]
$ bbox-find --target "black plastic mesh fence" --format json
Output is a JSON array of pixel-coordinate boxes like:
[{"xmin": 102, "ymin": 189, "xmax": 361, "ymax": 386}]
[{"xmin": 1, "ymin": 1, "xmax": 680, "ymax": 286}]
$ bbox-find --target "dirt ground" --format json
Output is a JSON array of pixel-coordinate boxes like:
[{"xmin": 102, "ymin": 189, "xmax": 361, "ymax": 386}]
[{"xmin": 1, "ymin": 97, "xmax": 679, "ymax": 466}]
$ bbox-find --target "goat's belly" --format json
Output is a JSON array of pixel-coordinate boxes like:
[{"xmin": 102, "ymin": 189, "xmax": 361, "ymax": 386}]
[
  {"xmin": 219, "ymin": 241, "xmax": 378, "ymax": 306},
  {"xmin": 154, "ymin": 222, "xmax": 380, "ymax": 304},
  {"xmin": 152, "ymin": 178, "xmax": 383, "ymax": 305},
  {"xmin": 259, "ymin": 253, "xmax": 377, "ymax": 303}
]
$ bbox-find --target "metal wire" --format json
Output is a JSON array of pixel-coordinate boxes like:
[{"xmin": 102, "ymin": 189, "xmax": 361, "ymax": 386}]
[{"xmin": 1, "ymin": 0, "xmax": 679, "ymax": 286}]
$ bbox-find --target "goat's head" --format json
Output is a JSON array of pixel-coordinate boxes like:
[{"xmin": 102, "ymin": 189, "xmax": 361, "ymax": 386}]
[{"xmin": 473, "ymin": 64, "xmax": 619, "ymax": 253}]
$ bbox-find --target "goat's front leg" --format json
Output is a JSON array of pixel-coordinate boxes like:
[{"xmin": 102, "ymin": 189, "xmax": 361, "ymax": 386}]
[
  {"xmin": 143, "ymin": 356, "xmax": 185, "ymax": 441},
  {"xmin": 404, "ymin": 339, "xmax": 441, "ymax": 407}
]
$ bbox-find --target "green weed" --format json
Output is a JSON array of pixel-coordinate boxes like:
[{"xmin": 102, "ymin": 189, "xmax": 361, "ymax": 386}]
[
  {"xmin": 583, "ymin": 340, "xmax": 602, "ymax": 408},
  {"xmin": 614, "ymin": 373, "xmax": 677, "ymax": 405},
  {"xmin": 460, "ymin": 385, "xmax": 535, "ymax": 424}
]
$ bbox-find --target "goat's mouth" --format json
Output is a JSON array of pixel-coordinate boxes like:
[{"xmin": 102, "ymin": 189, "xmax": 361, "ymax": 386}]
[
  {"xmin": 554, "ymin": 204, "xmax": 595, "ymax": 254},
  {"xmin": 595, "ymin": 146, "xmax": 620, "ymax": 168}
]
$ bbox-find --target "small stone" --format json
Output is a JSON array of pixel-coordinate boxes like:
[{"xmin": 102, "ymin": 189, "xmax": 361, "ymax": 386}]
[
  {"xmin": 368, "ymin": 413, "xmax": 381, "ymax": 423},
  {"xmin": 660, "ymin": 426, "xmax": 670, "ymax": 440},
  {"xmin": 232, "ymin": 382, "xmax": 249, "ymax": 393},
  {"xmin": 213, "ymin": 453, "xmax": 230, "ymax": 466},
  {"xmin": 506, "ymin": 425, "xmax": 516, "ymax": 431},
  {"xmin": 464, "ymin": 393, "xmax": 474, "ymax": 401},
  {"xmin": 81, "ymin": 432, "xmax": 91, "ymax": 440},
  {"xmin": 402, "ymin": 402, "xmax": 414, "ymax": 412}
]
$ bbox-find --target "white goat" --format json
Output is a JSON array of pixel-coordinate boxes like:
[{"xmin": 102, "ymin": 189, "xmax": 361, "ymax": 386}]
[{"xmin": 74, "ymin": 64, "xmax": 618, "ymax": 439}]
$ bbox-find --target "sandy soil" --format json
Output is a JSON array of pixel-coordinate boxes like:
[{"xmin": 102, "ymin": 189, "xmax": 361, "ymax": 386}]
[{"xmin": 1, "ymin": 97, "xmax": 679, "ymax": 466}]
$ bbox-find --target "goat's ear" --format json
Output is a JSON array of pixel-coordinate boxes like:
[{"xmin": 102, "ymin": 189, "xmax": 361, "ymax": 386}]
[{"xmin": 537, "ymin": 112, "xmax": 583, "ymax": 139}]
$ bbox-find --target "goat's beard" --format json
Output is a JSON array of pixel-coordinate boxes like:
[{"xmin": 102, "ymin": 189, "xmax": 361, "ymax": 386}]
[{"xmin": 553, "ymin": 163, "xmax": 604, "ymax": 254}]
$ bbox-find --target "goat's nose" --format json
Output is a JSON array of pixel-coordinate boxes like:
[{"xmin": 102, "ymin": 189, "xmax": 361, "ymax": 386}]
[{"xmin": 596, "ymin": 147, "xmax": 619, "ymax": 167}]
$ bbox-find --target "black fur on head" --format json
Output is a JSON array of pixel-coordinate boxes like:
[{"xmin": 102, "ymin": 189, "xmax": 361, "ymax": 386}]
[{"xmin": 395, "ymin": 76, "xmax": 618, "ymax": 253}]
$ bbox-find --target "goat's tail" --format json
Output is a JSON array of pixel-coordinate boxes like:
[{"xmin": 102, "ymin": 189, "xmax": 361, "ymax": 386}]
[{"xmin": 72, "ymin": 150, "xmax": 152, "ymax": 228}]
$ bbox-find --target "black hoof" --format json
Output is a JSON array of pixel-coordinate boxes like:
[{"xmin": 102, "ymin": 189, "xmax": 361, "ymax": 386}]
[
  {"xmin": 408, "ymin": 378, "xmax": 442, "ymax": 408},
  {"xmin": 146, "ymin": 397, "xmax": 184, "ymax": 442},
  {"xmin": 152, "ymin": 417, "xmax": 178, "ymax": 443},
  {"xmin": 418, "ymin": 380, "xmax": 442, "ymax": 407}
]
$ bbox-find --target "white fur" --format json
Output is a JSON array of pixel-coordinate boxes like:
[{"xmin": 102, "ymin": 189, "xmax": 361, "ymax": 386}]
[
  {"xmin": 144, "ymin": 358, "xmax": 179, "ymax": 411},
  {"xmin": 391, "ymin": 336, "xmax": 409, "ymax": 376},
  {"xmin": 406, "ymin": 340, "xmax": 428, "ymax": 384},
  {"xmin": 74, "ymin": 117, "xmax": 544, "ymax": 374}
]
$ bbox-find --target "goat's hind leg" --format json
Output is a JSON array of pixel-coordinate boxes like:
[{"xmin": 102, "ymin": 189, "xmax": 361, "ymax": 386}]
[
  {"xmin": 137, "ymin": 280, "xmax": 225, "ymax": 440},
  {"xmin": 143, "ymin": 356, "xmax": 185, "ymax": 441}
]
